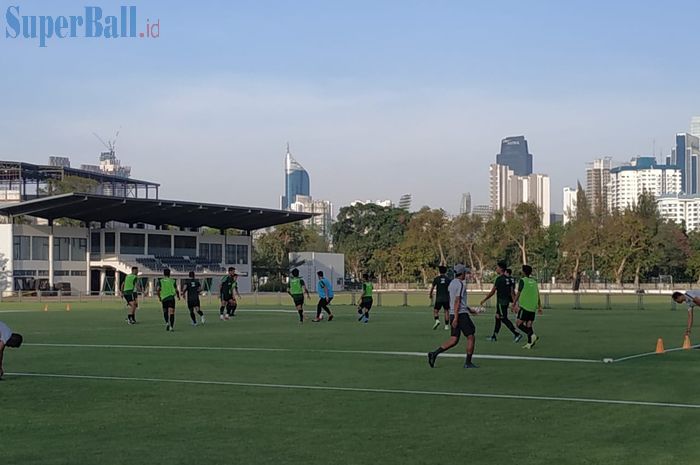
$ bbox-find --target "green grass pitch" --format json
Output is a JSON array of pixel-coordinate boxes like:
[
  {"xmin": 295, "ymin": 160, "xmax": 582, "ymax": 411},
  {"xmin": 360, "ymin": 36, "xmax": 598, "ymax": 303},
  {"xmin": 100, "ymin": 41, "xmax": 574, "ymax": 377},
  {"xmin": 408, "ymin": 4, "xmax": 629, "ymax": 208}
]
[{"xmin": 2, "ymin": 296, "xmax": 699, "ymax": 465}]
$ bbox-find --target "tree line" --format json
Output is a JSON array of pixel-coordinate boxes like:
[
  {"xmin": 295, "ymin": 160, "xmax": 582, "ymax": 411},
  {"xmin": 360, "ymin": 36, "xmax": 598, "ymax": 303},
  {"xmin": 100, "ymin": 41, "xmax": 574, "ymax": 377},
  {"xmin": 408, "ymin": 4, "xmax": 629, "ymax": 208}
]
[{"xmin": 253, "ymin": 188, "xmax": 700, "ymax": 287}]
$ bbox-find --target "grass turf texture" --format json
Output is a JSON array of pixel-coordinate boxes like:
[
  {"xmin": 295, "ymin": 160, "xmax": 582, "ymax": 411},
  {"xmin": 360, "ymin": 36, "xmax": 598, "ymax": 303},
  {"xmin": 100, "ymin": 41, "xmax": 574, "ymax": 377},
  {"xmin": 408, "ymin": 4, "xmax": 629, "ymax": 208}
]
[{"xmin": 1, "ymin": 298, "xmax": 699, "ymax": 465}]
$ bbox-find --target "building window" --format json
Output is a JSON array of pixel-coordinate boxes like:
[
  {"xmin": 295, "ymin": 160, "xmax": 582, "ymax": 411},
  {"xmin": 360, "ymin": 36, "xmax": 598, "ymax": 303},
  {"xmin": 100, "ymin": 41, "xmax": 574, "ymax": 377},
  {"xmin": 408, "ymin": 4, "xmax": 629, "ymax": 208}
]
[
  {"xmin": 13, "ymin": 236, "xmax": 30, "ymax": 260},
  {"xmin": 90, "ymin": 232, "xmax": 101, "ymax": 254},
  {"xmin": 174, "ymin": 236, "xmax": 196, "ymax": 256},
  {"xmin": 225, "ymin": 244, "xmax": 249, "ymax": 265},
  {"xmin": 54, "ymin": 270, "xmax": 70, "ymax": 276},
  {"xmin": 120, "ymin": 233, "xmax": 145, "ymax": 255},
  {"xmin": 236, "ymin": 244, "xmax": 248, "ymax": 265},
  {"xmin": 199, "ymin": 243, "xmax": 222, "ymax": 262},
  {"xmin": 70, "ymin": 270, "xmax": 87, "ymax": 276},
  {"xmin": 31, "ymin": 236, "xmax": 49, "ymax": 261},
  {"xmin": 71, "ymin": 238, "xmax": 87, "ymax": 261},
  {"xmin": 148, "ymin": 234, "xmax": 171, "ymax": 256},
  {"xmin": 225, "ymin": 244, "xmax": 236, "ymax": 264},
  {"xmin": 104, "ymin": 232, "xmax": 115, "ymax": 254},
  {"xmin": 13, "ymin": 270, "xmax": 36, "ymax": 276},
  {"xmin": 53, "ymin": 237, "xmax": 70, "ymax": 261}
]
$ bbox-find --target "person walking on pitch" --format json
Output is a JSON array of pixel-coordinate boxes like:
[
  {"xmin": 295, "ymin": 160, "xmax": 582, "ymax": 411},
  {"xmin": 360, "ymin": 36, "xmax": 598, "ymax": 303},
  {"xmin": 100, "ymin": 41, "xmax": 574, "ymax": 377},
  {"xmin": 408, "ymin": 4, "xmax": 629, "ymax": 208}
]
[
  {"xmin": 121, "ymin": 266, "xmax": 140, "ymax": 324},
  {"xmin": 358, "ymin": 274, "xmax": 373, "ymax": 323},
  {"xmin": 479, "ymin": 261, "xmax": 522, "ymax": 343},
  {"xmin": 513, "ymin": 265, "xmax": 543, "ymax": 349},
  {"xmin": 289, "ymin": 268, "xmax": 311, "ymax": 323},
  {"xmin": 182, "ymin": 271, "xmax": 205, "ymax": 326},
  {"xmin": 427, "ymin": 264, "xmax": 479, "ymax": 369},
  {"xmin": 313, "ymin": 271, "xmax": 334, "ymax": 322},
  {"xmin": 157, "ymin": 268, "xmax": 180, "ymax": 332},
  {"xmin": 429, "ymin": 266, "xmax": 451, "ymax": 330}
]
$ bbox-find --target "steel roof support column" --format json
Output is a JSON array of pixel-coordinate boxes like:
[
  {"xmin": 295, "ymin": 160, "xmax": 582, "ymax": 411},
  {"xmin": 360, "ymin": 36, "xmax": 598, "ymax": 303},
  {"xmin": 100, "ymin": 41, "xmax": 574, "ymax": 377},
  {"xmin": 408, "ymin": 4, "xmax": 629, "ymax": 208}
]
[{"xmin": 48, "ymin": 219, "xmax": 54, "ymax": 289}]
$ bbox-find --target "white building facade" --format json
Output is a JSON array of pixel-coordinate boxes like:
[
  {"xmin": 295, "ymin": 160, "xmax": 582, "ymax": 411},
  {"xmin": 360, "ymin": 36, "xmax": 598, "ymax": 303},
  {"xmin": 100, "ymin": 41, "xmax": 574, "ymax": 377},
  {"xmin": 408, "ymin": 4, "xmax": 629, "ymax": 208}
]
[
  {"xmin": 489, "ymin": 164, "xmax": 551, "ymax": 226},
  {"xmin": 657, "ymin": 195, "xmax": 700, "ymax": 232},
  {"xmin": 608, "ymin": 157, "xmax": 681, "ymax": 211},
  {"xmin": 562, "ymin": 187, "xmax": 578, "ymax": 225},
  {"xmin": 290, "ymin": 195, "xmax": 334, "ymax": 239}
]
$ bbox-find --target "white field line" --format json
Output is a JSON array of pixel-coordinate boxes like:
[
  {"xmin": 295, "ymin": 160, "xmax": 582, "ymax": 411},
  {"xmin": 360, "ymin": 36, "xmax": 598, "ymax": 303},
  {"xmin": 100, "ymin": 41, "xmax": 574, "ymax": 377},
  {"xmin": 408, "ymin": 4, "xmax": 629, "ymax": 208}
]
[
  {"xmin": 25, "ymin": 342, "xmax": 600, "ymax": 363},
  {"xmin": 612, "ymin": 344, "xmax": 700, "ymax": 363},
  {"xmin": 7, "ymin": 372, "xmax": 700, "ymax": 410}
]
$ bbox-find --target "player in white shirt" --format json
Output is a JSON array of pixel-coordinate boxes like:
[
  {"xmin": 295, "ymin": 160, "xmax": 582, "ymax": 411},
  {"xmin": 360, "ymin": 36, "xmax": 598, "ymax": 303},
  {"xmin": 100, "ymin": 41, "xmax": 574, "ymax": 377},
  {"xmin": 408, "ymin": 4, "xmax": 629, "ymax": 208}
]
[
  {"xmin": 671, "ymin": 290, "xmax": 700, "ymax": 337},
  {"xmin": 0, "ymin": 320, "xmax": 23, "ymax": 379}
]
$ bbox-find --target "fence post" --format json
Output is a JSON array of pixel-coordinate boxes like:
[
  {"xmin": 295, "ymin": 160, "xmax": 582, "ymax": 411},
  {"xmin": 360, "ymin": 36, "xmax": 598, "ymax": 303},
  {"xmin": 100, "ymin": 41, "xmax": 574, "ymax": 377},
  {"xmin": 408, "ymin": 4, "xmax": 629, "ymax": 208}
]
[
  {"xmin": 402, "ymin": 292, "xmax": 408, "ymax": 307},
  {"xmin": 377, "ymin": 293, "xmax": 382, "ymax": 307},
  {"xmin": 38, "ymin": 290, "xmax": 42, "ymax": 303},
  {"xmin": 574, "ymin": 293, "xmax": 580, "ymax": 310},
  {"xmin": 605, "ymin": 294, "xmax": 611, "ymax": 310},
  {"xmin": 637, "ymin": 294, "xmax": 644, "ymax": 310},
  {"xmin": 351, "ymin": 293, "xmax": 356, "ymax": 306},
  {"xmin": 543, "ymin": 293, "xmax": 550, "ymax": 309},
  {"xmin": 58, "ymin": 290, "xmax": 62, "ymax": 304},
  {"xmin": 277, "ymin": 292, "xmax": 282, "ymax": 306}
]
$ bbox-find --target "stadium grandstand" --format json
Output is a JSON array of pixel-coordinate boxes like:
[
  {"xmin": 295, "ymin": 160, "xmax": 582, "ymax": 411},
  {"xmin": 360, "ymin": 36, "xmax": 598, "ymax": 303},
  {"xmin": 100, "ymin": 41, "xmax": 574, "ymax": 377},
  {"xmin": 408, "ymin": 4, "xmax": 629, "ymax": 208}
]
[{"xmin": 0, "ymin": 192, "xmax": 312, "ymax": 296}]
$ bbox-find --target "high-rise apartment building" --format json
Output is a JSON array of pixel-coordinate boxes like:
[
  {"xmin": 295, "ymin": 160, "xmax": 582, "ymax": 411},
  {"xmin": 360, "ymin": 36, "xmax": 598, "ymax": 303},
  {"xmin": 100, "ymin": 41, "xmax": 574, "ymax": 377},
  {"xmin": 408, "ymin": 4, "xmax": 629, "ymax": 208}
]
[{"xmin": 586, "ymin": 157, "xmax": 613, "ymax": 214}]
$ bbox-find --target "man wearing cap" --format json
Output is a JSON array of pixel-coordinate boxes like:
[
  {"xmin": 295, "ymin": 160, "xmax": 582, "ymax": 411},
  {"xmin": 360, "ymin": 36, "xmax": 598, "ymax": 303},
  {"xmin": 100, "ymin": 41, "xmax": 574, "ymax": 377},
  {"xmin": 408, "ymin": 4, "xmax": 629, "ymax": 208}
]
[
  {"xmin": 0, "ymin": 320, "xmax": 23, "ymax": 379},
  {"xmin": 427, "ymin": 264, "xmax": 480, "ymax": 369}
]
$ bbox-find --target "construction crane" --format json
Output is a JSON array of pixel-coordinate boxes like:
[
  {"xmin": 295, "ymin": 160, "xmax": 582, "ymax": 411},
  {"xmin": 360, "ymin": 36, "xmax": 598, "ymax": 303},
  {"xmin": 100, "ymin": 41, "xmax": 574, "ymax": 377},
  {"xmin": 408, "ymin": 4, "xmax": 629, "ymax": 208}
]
[{"xmin": 92, "ymin": 128, "xmax": 121, "ymax": 155}]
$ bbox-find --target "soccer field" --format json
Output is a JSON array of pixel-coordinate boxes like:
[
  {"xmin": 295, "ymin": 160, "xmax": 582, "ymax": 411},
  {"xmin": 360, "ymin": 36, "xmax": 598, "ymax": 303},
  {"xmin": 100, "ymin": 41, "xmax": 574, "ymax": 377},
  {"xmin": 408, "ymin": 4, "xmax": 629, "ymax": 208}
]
[{"xmin": 2, "ymin": 299, "xmax": 699, "ymax": 465}]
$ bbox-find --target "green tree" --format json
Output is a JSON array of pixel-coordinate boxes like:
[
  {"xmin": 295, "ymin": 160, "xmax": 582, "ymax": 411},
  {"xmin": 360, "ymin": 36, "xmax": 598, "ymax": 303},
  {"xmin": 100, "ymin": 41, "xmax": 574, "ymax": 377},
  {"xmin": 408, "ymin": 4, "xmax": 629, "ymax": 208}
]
[
  {"xmin": 332, "ymin": 203, "xmax": 410, "ymax": 279},
  {"xmin": 501, "ymin": 202, "xmax": 544, "ymax": 265}
]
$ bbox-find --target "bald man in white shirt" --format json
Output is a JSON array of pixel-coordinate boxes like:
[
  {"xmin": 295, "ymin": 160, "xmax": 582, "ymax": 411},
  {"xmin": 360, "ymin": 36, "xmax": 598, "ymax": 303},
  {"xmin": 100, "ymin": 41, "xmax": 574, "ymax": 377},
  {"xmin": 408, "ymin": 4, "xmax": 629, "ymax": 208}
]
[{"xmin": 0, "ymin": 321, "xmax": 23, "ymax": 379}]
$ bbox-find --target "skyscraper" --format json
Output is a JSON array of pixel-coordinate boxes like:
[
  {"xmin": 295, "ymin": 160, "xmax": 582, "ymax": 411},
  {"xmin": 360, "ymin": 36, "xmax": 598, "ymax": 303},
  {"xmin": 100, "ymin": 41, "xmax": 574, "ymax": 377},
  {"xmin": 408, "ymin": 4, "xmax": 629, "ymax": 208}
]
[
  {"xmin": 460, "ymin": 193, "xmax": 471, "ymax": 215},
  {"xmin": 281, "ymin": 144, "xmax": 310, "ymax": 210},
  {"xmin": 586, "ymin": 157, "xmax": 613, "ymax": 214},
  {"xmin": 489, "ymin": 164, "xmax": 550, "ymax": 226},
  {"xmin": 671, "ymin": 133, "xmax": 700, "ymax": 194},
  {"xmin": 562, "ymin": 186, "xmax": 578, "ymax": 225},
  {"xmin": 608, "ymin": 157, "xmax": 681, "ymax": 210},
  {"xmin": 691, "ymin": 116, "xmax": 700, "ymax": 138},
  {"xmin": 496, "ymin": 136, "xmax": 533, "ymax": 176},
  {"xmin": 398, "ymin": 194, "xmax": 412, "ymax": 211}
]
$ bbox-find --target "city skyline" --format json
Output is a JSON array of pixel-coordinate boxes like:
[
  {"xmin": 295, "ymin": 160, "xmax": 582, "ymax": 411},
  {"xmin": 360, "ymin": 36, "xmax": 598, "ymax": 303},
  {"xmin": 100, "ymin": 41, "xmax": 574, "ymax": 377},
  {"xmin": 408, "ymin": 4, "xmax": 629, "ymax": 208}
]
[{"xmin": 2, "ymin": 1, "xmax": 700, "ymax": 215}]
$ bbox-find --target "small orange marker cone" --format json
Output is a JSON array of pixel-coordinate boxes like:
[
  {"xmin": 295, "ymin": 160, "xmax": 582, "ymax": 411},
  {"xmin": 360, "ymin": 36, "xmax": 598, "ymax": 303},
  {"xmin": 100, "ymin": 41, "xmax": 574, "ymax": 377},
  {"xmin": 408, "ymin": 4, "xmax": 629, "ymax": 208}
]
[
  {"xmin": 655, "ymin": 338, "xmax": 665, "ymax": 354},
  {"xmin": 43, "ymin": 304, "xmax": 48, "ymax": 312},
  {"xmin": 65, "ymin": 303, "xmax": 71, "ymax": 312},
  {"xmin": 683, "ymin": 334, "xmax": 692, "ymax": 350}
]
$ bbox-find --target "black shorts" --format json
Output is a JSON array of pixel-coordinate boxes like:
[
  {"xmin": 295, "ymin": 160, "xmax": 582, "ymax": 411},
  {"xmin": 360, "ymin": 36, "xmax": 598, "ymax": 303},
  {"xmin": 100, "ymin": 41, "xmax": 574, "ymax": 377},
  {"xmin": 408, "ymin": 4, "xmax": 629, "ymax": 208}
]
[
  {"xmin": 221, "ymin": 293, "xmax": 233, "ymax": 303},
  {"xmin": 123, "ymin": 292, "xmax": 137, "ymax": 304},
  {"xmin": 496, "ymin": 302, "xmax": 511, "ymax": 317},
  {"xmin": 434, "ymin": 300, "xmax": 450, "ymax": 311},
  {"xmin": 449, "ymin": 314, "xmax": 476, "ymax": 338},
  {"xmin": 318, "ymin": 297, "xmax": 333, "ymax": 305},
  {"xmin": 291, "ymin": 294, "xmax": 304, "ymax": 306},
  {"xmin": 360, "ymin": 297, "xmax": 373, "ymax": 311},
  {"xmin": 161, "ymin": 297, "xmax": 176, "ymax": 310},
  {"xmin": 187, "ymin": 298, "xmax": 201, "ymax": 310},
  {"xmin": 517, "ymin": 308, "xmax": 536, "ymax": 322}
]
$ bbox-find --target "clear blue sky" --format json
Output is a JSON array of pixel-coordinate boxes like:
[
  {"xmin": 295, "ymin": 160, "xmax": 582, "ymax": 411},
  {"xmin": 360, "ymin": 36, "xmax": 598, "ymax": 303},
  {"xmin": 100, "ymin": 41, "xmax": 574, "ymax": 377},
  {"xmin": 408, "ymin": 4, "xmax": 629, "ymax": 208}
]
[{"xmin": 1, "ymin": 0, "xmax": 699, "ymax": 213}]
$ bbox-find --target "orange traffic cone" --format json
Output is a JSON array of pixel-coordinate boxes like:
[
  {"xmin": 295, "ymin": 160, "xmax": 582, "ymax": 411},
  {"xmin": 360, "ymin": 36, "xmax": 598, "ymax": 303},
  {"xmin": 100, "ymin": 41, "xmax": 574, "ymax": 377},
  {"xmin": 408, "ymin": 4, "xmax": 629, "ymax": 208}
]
[
  {"xmin": 683, "ymin": 334, "xmax": 692, "ymax": 350},
  {"xmin": 655, "ymin": 337, "xmax": 665, "ymax": 354},
  {"xmin": 43, "ymin": 304, "xmax": 48, "ymax": 312},
  {"xmin": 65, "ymin": 303, "xmax": 71, "ymax": 312}
]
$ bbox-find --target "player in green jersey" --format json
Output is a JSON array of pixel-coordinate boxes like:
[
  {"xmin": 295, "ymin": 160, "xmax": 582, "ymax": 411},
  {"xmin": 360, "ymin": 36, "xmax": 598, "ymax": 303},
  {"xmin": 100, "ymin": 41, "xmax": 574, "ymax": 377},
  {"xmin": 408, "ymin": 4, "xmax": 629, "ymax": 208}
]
[
  {"xmin": 513, "ymin": 264, "xmax": 543, "ymax": 349},
  {"xmin": 121, "ymin": 266, "xmax": 140, "ymax": 324}
]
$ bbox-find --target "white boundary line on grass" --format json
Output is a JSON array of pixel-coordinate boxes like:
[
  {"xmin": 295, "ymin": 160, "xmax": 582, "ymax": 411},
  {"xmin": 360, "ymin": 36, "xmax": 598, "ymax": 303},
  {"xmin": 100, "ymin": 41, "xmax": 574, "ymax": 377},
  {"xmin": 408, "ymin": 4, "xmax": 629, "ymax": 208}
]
[
  {"xmin": 7, "ymin": 371, "xmax": 700, "ymax": 410},
  {"xmin": 613, "ymin": 344, "xmax": 700, "ymax": 363},
  {"xmin": 25, "ymin": 342, "xmax": 600, "ymax": 363}
]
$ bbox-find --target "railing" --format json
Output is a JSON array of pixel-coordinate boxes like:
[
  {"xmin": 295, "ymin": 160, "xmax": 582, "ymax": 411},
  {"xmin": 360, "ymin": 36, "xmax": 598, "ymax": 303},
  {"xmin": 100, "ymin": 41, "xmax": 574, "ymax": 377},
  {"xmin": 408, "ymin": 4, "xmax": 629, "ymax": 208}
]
[{"xmin": 0, "ymin": 290, "xmax": 683, "ymax": 310}]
